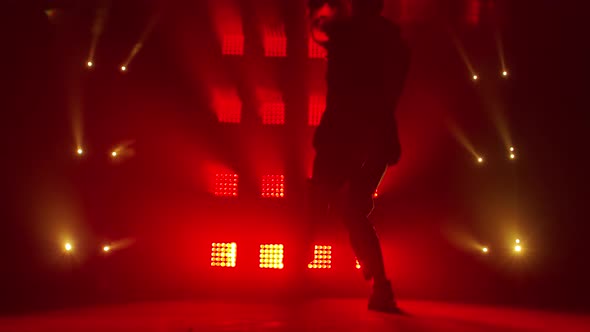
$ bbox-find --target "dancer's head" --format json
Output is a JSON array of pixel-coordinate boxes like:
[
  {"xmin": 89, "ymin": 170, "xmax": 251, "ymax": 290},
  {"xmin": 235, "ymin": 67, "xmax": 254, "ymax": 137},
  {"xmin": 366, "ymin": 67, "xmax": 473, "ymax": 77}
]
[
  {"xmin": 352, "ymin": 0, "xmax": 384, "ymax": 16},
  {"xmin": 308, "ymin": 0, "xmax": 351, "ymax": 43}
]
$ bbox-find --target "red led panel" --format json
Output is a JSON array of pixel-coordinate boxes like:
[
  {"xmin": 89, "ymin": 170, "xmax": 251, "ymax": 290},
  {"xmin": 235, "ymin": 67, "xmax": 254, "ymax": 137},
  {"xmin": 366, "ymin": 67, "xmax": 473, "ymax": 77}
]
[
  {"xmin": 308, "ymin": 245, "xmax": 332, "ymax": 269},
  {"xmin": 261, "ymin": 175, "xmax": 285, "ymax": 198},
  {"xmin": 213, "ymin": 90, "xmax": 241, "ymax": 123},
  {"xmin": 264, "ymin": 26, "xmax": 287, "ymax": 57},
  {"xmin": 261, "ymin": 101, "xmax": 285, "ymax": 125},
  {"xmin": 211, "ymin": 242, "xmax": 237, "ymax": 267},
  {"xmin": 308, "ymin": 95, "xmax": 326, "ymax": 126},
  {"xmin": 259, "ymin": 244, "xmax": 284, "ymax": 269},
  {"xmin": 308, "ymin": 37, "xmax": 327, "ymax": 59},
  {"xmin": 466, "ymin": 0, "xmax": 481, "ymax": 25},
  {"xmin": 215, "ymin": 173, "xmax": 238, "ymax": 197},
  {"xmin": 222, "ymin": 34, "xmax": 244, "ymax": 55}
]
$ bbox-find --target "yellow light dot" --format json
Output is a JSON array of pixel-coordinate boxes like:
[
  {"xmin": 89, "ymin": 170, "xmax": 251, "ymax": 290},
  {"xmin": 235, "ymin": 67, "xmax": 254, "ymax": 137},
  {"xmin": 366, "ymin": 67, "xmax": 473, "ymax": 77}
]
[
  {"xmin": 510, "ymin": 153, "xmax": 516, "ymax": 160},
  {"xmin": 502, "ymin": 70, "xmax": 508, "ymax": 77},
  {"xmin": 510, "ymin": 147, "xmax": 515, "ymax": 152},
  {"xmin": 515, "ymin": 239, "xmax": 520, "ymax": 244},
  {"xmin": 87, "ymin": 61, "xmax": 93, "ymax": 68},
  {"xmin": 103, "ymin": 245, "xmax": 110, "ymax": 252},
  {"xmin": 514, "ymin": 245, "xmax": 522, "ymax": 252},
  {"xmin": 64, "ymin": 243, "xmax": 72, "ymax": 251},
  {"xmin": 472, "ymin": 74, "xmax": 479, "ymax": 81},
  {"xmin": 111, "ymin": 151, "xmax": 118, "ymax": 157},
  {"xmin": 121, "ymin": 66, "xmax": 127, "ymax": 72},
  {"xmin": 477, "ymin": 157, "xmax": 484, "ymax": 163},
  {"xmin": 76, "ymin": 148, "xmax": 83, "ymax": 155},
  {"xmin": 482, "ymin": 247, "xmax": 489, "ymax": 253}
]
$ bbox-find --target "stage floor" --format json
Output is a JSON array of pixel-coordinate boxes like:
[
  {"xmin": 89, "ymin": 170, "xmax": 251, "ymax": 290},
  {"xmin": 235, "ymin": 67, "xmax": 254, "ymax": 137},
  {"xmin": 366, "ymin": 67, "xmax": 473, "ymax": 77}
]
[{"xmin": 1, "ymin": 299, "xmax": 589, "ymax": 332}]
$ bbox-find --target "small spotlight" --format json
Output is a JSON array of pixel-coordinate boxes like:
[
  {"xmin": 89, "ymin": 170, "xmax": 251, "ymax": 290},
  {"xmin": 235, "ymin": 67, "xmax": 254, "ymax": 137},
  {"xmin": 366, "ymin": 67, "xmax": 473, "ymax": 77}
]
[
  {"xmin": 510, "ymin": 153, "xmax": 516, "ymax": 160},
  {"xmin": 472, "ymin": 74, "xmax": 479, "ymax": 81},
  {"xmin": 103, "ymin": 245, "xmax": 111, "ymax": 252},
  {"xmin": 482, "ymin": 247, "xmax": 489, "ymax": 253},
  {"xmin": 502, "ymin": 70, "xmax": 508, "ymax": 77},
  {"xmin": 87, "ymin": 61, "xmax": 93, "ymax": 68},
  {"xmin": 64, "ymin": 243, "xmax": 73, "ymax": 252},
  {"xmin": 477, "ymin": 157, "xmax": 484, "ymax": 164},
  {"xmin": 514, "ymin": 245, "xmax": 522, "ymax": 252},
  {"xmin": 111, "ymin": 151, "xmax": 118, "ymax": 157},
  {"xmin": 509, "ymin": 147, "xmax": 515, "ymax": 152},
  {"xmin": 515, "ymin": 239, "xmax": 520, "ymax": 244},
  {"xmin": 76, "ymin": 148, "xmax": 84, "ymax": 155},
  {"xmin": 120, "ymin": 66, "xmax": 127, "ymax": 72}
]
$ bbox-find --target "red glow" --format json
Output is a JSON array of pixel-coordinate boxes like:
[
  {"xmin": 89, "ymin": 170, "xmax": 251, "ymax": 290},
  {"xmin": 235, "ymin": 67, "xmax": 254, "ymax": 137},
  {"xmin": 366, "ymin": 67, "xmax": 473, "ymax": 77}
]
[
  {"xmin": 261, "ymin": 101, "xmax": 285, "ymax": 125},
  {"xmin": 308, "ymin": 245, "xmax": 332, "ymax": 269},
  {"xmin": 211, "ymin": 242, "xmax": 237, "ymax": 267},
  {"xmin": 259, "ymin": 244, "xmax": 284, "ymax": 269},
  {"xmin": 222, "ymin": 34, "xmax": 244, "ymax": 55},
  {"xmin": 308, "ymin": 38, "xmax": 326, "ymax": 59},
  {"xmin": 308, "ymin": 95, "xmax": 325, "ymax": 126},
  {"xmin": 263, "ymin": 26, "xmax": 287, "ymax": 57},
  {"xmin": 466, "ymin": 0, "xmax": 481, "ymax": 25},
  {"xmin": 355, "ymin": 259, "xmax": 361, "ymax": 270},
  {"xmin": 214, "ymin": 174, "xmax": 238, "ymax": 197},
  {"xmin": 213, "ymin": 89, "xmax": 242, "ymax": 123},
  {"xmin": 261, "ymin": 175, "xmax": 285, "ymax": 198}
]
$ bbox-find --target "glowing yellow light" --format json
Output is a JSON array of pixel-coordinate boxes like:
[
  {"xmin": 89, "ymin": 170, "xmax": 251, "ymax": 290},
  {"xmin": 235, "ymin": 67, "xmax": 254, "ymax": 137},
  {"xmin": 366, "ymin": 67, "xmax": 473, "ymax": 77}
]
[
  {"xmin": 514, "ymin": 245, "xmax": 522, "ymax": 252},
  {"xmin": 510, "ymin": 153, "xmax": 516, "ymax": 160},
  {"xmin": 120, "ymin": 66, "xmax": 127, "ymax": 72},
  {"xmin": 111, "ymin": 151, "xmax": 118, "ymax": 157},
  {"xmin": 502, "ymin": 70, "xmax": 508, "ymax": 77},
  {"xmin": 103, "ymin": 245, "xmax": 110, "ymax": 252},
  {"xmin": 510, "ymin": 147, "xmax": 515, "ymax": 152},
  {"xmin": 87, "ymin": 61, "xmax": 93, "ymax": 68},
  {"xmin": 482, "ymin": 247, "xmax": 489, "ymax": 253},
  {"xmin": 472, "ymin": 74, "xmax": 479, "ymax": 81},
  {"xmin": 477, "ymin": 157, "xmax": 484, "ymax": 164},
  {"xmin": 64, "ymin": 243, "xmax": 73, "ymax": 251},
  {"xmin": 515, "ymin": 239, "xmax": 520, "ymax": 244},
  {"xmin": 76, "ymin": 148, "xmax": 84, "ymax": 155}
]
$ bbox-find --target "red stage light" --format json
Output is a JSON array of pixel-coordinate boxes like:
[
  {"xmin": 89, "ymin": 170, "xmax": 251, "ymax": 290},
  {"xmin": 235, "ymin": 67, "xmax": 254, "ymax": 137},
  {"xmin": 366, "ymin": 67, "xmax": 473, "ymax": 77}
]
[
  {"xmin": 308, "ymin": 37, "xmax": 327, "ymax": 59},
  {"xmin": 259, "ymin": 244, "xmax": 284, "ymax": 269},
  {"xmin": 308, "ymin": 245, "xmax": 332, "ymax": 269},
  {"xmin": 373, "ymin": 190, "xmax": 379, "ymax": 198},
  {"xmin": 261, "ymin": 175, "xmax": 285, "ymax": 198},
  {"xmin": 308, "ymin": 95, "xmax": 325, "ymax": 126},
  {"xmin": 213, "ymin": 90, "xmax": 242, "ymax": 123},
  {"xmin": 215, "ymin": 174, "xmax": 238, "ymax": 197},
  {"xmin": 466, "ymin": 0, "xmax": 481, "ymax": 25},
  {"xmin": 355, "ymin": 259, "xmax": 361, "ymax": 270},
  {"xmin": 222, "ymin": 34, "xmax": 244, "ymax": 56},
  {"xmin": 264, "ymin": 26, "xmax": 287, "ymax": 57},
  {"xmin": 261, "ymin": 101, "xmax": 285, "ymax": 125},
  {"xmin": 211, "ymin": 242, "xmax": 237, "ymax": 267}
]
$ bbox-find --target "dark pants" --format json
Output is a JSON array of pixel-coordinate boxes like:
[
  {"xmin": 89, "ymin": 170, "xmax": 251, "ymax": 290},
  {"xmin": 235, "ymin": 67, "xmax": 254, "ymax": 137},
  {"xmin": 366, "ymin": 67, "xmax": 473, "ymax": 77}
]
[{"xmin": 308, "ymin": 146, "xmax": 389, "ymax": 283}]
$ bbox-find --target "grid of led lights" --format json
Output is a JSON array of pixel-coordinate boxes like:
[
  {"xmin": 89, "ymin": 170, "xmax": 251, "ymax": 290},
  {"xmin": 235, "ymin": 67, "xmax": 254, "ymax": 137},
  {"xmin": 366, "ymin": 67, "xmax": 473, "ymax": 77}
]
[
  {"xmin": 308, "ymin": 37, "xmax": 327, "ymax": 59},
  {"xmin": 222, "ymin": 34, "xmax": 244, "ymax": 55},
  {"xmin": 261, "ymin": 175, "xmax": 285, "ymax": 198},
  {"xmin": 261, "ymin": 101, "xmax": 285, "ymax": 125},
  {"xmin": 308, "ymin": 245, "xmax": 332, "ymax": 269},
  {"xmin": 264, "ymin": 27, "xmax": 287, "ymax": 57},
  {"xmin": 215, "ymin": 174, "xmax": 238, "ymax": 197},
  {"xmin": 308, "ymin": 95, "xmax": 325, "ymax": 126},
  {"xmin": 214, "ymin": 91, "xmax": 242, "ymax": 123},
  {"xmin": 211, "ymin": 242, "xmax": 237, "ymax": 267},
  {"xmin": 259, "ymin": 244, "xmax": 284, "ymax": 269}
]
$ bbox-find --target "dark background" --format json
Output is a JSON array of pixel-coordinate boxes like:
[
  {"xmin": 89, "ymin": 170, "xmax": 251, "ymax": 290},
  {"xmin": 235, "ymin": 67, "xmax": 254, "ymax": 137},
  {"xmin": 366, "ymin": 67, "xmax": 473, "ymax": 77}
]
[{"xmin": 1, "ymin": 0, "xmax": 587, "ymax": 314}]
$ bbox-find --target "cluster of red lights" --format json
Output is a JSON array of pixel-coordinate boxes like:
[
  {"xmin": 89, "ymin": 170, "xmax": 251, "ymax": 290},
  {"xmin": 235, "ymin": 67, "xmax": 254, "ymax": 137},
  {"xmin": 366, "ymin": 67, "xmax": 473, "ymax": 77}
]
[
  {"xmin": 222, "ymin": 34, "xmax": 245, "ymax": 56},
  {"xmin": 259, "ymin": 244, "xmax": 284, "ymax": 269},
  {"xmin": 214, "ymin": 90, "xmax": 242, "ymax": 123},
  {"xmin": 263, "ymin": 26, "xmax": 287, "ymax": 57},
  {"xmin": 308, "ymin": 37, "xmax": 327, "ymax": 59},
  {"xmin": 308, "ymin": 95, "xmax": 326, "ymax": 126},
  {"xmin": 261, "ymin": 175, "xmax": 285, "ymax": 198},
  {"xmin": 261, "ymin": 101, "xmax": 285, "ymax": 125},
  {"xmin": 308, "ymin": 245, "xmax": 332, "ymax": 269},
  {"xmin": 215, "ymin": 174, "xmax": 238, "ymax": 197},
  {"xmin": 211, "ymin": 242, "xmax": 237, "ymax": 267}
]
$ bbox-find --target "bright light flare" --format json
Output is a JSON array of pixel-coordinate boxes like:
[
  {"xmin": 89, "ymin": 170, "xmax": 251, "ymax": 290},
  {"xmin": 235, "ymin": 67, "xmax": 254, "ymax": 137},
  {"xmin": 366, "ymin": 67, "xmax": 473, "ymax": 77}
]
[
  {"xmin": 514, "ymin": 245, "xmax": 522, "ymax": 252},
  {"xmin": 477, "ymin": 156, "xmax": 484, "ymax": 164},
  {"xmin": 502, "ymin": 70, "xmax": 509, "ymax": 77},
  {"xmin": 515, "ymin": 239, "xmax": 520, "ymax": 244},
  {"xmin": 120, "ymin": 65, "xmax": 127, "ymax": 72},
  {"xmin": 64, "ymin": 243, "xmax": 73, "ymax": 252},
  {"xmin": 510, "ymin": 153, "xmax": 516, "ymax": 160},
  {"xmin": 103, "ymin": 245, "xmax": 111, "ymax": 252},
  {"xmin": 87, "ymin": 61, "xmax": 93, "ymax": 68},
  {"xmin": 111, "ymin": 151, "xmax": 118, "ymax": 157},
  {"xmin": 472, "ymin": 74, "xmax": 479, "ymax": 81},
  {"xmin": 76, "ymin": 147, "xmax": 84, "ymax": 155},
  {"xmin": 482, "ymin": 247, "xmax": 489, "ymax": 253}
]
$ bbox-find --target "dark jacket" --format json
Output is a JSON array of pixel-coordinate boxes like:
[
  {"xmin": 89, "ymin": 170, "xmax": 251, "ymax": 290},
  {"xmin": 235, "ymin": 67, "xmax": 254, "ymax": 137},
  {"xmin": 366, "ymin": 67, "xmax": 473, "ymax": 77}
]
[{"xmin": 313, "ymin": 15, "xmax": 410, "ymax": 165}]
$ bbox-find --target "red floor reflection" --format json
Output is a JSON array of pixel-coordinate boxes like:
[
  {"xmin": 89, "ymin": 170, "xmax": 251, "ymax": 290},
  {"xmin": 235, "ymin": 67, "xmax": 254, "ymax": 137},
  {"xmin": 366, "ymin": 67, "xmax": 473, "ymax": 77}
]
[{"xmin": 1, "ymin": 299, "xmax": 589, "ymax": 332}]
